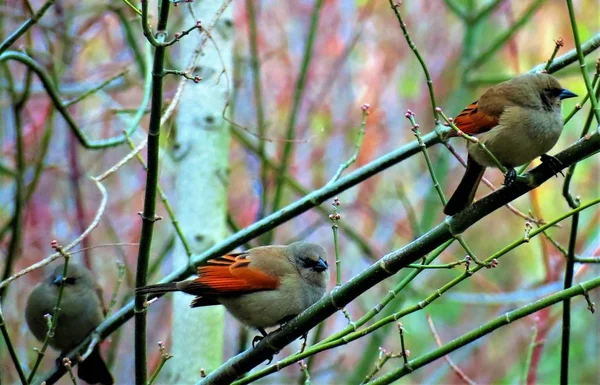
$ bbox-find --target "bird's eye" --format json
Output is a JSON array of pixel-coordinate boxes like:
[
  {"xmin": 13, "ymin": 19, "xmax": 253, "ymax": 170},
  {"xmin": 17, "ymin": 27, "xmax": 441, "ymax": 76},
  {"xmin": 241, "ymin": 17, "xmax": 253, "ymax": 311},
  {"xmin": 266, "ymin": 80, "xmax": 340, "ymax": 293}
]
[
  {"xmin": 545, "ymin": 88, "xmax": 562, "ymax": 97},
  {"xmin": 63, "ymin": 277, "xmax": 77, "ymax": 285},
  {"xmin": 301, "ymin": 257, "xmax": 317, "ymax": 269}
]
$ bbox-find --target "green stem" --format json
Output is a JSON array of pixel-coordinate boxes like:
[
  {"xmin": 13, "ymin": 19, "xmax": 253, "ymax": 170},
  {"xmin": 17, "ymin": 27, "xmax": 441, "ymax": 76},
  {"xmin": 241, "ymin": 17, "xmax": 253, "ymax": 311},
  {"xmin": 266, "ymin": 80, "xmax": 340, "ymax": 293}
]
[
  {"xmin": 37, "ymin": 128, "xmax": 600, "ymax": 384},
  {"xmin": 560, "ymin": 212, "xmax": 578, "ymax": 385},
  {"xmin": 443, "ymin": 0, "xmax": 467, "ymax": 20},
  {"xmin": 134, "ymin": 1, "xmax": 170, "ymax": 385},
  {"xmin": 320, "ymin": 241, "xmax": 452, "ymax": 345},
  {"xmin": 232, "ymin": 126, "xmax": 377, "ymax": 259},
  {"xmin": 544, "ymin": 39, "xmax": 564, "ymax": 71},
  {"xmin": 124, "ymin": 133, "xmax": 193, "ymax": 258},
  {"xmin": 468, "ymin": 0, "xmax": 546, "ymax": 70},
  {"xmin": 521, "ymin": 321, "xmax": 539, "ymax": 385},
  {"xmin": 369, "ymin": 275, "xmax": 600, "ymax": 384},
  {"xmin": 407, "ymin": 113, "xmax": 445, "ymax": 204},
  {"xmin": 0, "ymin": 51, "xmax": 140, "ymax": 148},
  {"xmin": 0, "ymin": 0, "xmax": 54, "ymax": 54},
  {"xmin": 469, "ymin": 0, "xmax": 505, "ymax": 25},
  {"xmin": 0, "ymin": 303, "xmax": 27, "ymax": 384},
  {"xmin": 63, "ymin": 69, "xmax": 128, "ymax": 108},
  {"xmin": 0, "ymin": 70, "xmax": 27, "ymax": 300},
  {"xmin": 328, "ymin": 107, "xmax": 368, "ymax": 184},
  {"xmin": 390, "ymin": 1, "xmax": 438, "ymax": 120},
  {"xmin": 112, "ymin": 5, "xmax": 147, "ymax": 76},
  {"xmin": 563, "ymin": 71, "xmax": 599, "ymax": 125},
  {"xmin": 269, "ymin": 0, "xmax": 324, "ymax": 231},
  {"xmin": 232, "ymin": 198, "xmax": 600, "ymax": 384},
  {"xmin": 565, "ymin": 0, "xmax": 600, "ymax": 124}
]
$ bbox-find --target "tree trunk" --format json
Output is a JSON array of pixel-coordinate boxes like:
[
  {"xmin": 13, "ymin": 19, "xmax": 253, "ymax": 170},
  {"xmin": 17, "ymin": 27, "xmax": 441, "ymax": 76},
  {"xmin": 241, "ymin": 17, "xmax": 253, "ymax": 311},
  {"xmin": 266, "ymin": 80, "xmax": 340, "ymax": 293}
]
[{"xmin": 165, "ymin": 5, "xmax": 233, "ymax": 383}]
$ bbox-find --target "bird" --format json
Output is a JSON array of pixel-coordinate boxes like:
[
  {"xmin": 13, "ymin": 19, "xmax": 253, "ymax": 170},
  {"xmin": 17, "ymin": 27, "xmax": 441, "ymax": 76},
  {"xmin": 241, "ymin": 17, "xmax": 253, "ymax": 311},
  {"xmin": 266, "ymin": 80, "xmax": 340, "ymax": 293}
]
[
  {"xmin": 443, "ymin": 72, "xmax": 577, "ymax": 215},
  {"xmin": 136, "ymin": 241, "xmax": 329, "ymax": 344},
  {"xmin": 25, "ymin": 263, "xmax": 114, "ymax": 385}
]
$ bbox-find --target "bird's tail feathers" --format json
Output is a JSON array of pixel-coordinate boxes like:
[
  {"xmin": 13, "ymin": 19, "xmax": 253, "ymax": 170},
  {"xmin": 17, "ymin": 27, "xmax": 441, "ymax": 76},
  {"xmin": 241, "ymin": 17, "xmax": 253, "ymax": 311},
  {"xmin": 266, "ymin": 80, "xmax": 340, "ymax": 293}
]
[
  {"xmin": 444, "ymin": 157, "xmax": 485, "ymax": 215},
  {"xmin": 78, "ymin": 346, "xmax": 114, "ymax": 385},
  {"xmin": 135, "ymin": 282, "xmax": 178, "ymax": 295}
]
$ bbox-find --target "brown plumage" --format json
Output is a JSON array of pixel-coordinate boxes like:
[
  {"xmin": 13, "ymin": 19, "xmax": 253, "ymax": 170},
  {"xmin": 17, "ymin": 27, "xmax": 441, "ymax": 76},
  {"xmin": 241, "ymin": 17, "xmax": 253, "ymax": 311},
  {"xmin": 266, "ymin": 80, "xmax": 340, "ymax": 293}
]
[
  {"xmin": 444, "ymin": 73, "xmax": 577, "ymax": 215},
  {"xmin": 25, "ymin": 263, "xmax": 114, "ymax": 385},
  {"xmin": 136, "ymin": 242, "xmax": 329, "ymax": 337}
]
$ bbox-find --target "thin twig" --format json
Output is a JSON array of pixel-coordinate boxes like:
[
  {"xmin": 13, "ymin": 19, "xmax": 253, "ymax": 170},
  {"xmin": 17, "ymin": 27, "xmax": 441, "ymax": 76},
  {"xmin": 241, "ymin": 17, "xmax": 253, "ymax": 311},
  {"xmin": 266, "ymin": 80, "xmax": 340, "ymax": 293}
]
[
  {"xmin": 427, "ymin": 314, "xmax": 477, "ymax": 385},
  {"xmin": 0, "ymin": 178, "xmax": 108, "ymax": 289},
  {"xmin": 328, "ymin": 104, "xmax": 369, "ymax": 184},
  {"xmin": 0, "ymin": 303, "xmax": 27, "ymax": 384},
  {"xmin": 147, "ymin": 341, "xmax": 173, "ymax": 385},
  {"xmin": 406, "ymin": 110, "xmax": 446, "ymax": 204},
  {"xmin": 389, "ymin": 1, "xmax": 438, "ymax": 120}
]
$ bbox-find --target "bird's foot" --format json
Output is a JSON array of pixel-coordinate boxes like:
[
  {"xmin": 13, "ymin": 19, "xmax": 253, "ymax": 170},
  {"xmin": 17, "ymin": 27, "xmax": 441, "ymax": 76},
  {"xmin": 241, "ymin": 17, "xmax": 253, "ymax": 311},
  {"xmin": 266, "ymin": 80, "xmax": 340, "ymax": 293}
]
[
  {"xmin": 252, "ymin": 327, "xmax": 268, "ymax": 348},
  {"xmin": 540, "ymin": 154, "xmax": 564, "ymax": 177},
  {"xmin": 503, "ymin": 168, "xmax": 517, "ymax": 186},
  {"xmin": 252, "ymin": 328, "xmax": 280, "ymax": 364},
  {"xmin": 251, "ymin": 334, "xmax": 263, "ymax": 348},
  {"xmin": 298, "ymin": 332, "xmax": 309, "ymax": 354}
]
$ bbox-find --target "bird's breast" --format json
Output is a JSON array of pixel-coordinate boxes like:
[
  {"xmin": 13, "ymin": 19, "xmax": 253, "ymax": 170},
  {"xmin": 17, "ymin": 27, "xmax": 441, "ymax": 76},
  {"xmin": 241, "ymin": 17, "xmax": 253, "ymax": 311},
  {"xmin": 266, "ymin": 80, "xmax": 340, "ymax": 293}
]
[{"xmin": 468, "ymin": 106, "xmax": 564, "ymax": 167}]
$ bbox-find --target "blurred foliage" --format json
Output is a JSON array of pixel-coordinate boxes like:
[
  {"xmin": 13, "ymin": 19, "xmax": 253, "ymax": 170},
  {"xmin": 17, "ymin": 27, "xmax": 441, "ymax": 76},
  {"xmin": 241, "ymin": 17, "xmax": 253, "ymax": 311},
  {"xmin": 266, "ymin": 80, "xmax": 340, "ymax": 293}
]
[{"xmin": 0, "ymin": 0, "xmax": 598, "ymax": 384}]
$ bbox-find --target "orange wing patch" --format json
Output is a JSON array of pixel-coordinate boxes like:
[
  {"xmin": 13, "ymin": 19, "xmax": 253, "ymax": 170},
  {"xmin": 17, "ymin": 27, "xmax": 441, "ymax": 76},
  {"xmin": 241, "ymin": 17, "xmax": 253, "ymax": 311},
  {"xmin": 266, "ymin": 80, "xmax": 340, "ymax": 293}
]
[
  {"xmin": 449, "ymin": 101, "xmax": 499, "ymax": 137},
  {"xmin": 184, "ymin": 253, "xmax": 279, "ymax": 295}
]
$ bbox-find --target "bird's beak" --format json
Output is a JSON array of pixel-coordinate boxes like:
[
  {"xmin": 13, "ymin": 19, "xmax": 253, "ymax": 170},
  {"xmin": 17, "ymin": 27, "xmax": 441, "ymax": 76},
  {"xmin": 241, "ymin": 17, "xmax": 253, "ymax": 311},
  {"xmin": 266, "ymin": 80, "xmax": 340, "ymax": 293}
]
[
  {"xmin": 53, "ymin": 275, "xmax": 63, "ymax": 285},
  {"xmin": 314, "ymin": 258, "xmax": 328, "ymax": 272},
  {"xmin": 559, "ymin": 89, "xmax": 577, "ymax": 100}
]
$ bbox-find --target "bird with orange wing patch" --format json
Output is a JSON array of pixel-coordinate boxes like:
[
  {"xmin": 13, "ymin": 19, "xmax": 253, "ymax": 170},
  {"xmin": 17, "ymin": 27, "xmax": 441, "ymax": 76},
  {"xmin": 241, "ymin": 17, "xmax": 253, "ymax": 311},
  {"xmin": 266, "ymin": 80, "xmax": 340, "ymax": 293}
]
[
  {"xmin": 443, "ymin": 73, "xmax": 577, "ymax": 215},
  {"xmin": 136, "ymin": 242, "xmax": 329, "ymax": 344}
]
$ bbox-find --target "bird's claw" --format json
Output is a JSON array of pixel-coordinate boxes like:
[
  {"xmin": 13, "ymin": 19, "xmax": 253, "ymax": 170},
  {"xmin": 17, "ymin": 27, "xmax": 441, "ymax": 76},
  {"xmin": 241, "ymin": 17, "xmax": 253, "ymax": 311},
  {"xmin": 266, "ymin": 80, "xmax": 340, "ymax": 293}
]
[
  {"xmin": 503, "ymin": 168, "xmax": 517, "ymax": 186},
  {"xmin": 252, "ymin": 335, "xmax": 263, "ymax": 348},
  {"xmin": 540, "ymin": 154, "xmax": 564, "ymax": 177}
]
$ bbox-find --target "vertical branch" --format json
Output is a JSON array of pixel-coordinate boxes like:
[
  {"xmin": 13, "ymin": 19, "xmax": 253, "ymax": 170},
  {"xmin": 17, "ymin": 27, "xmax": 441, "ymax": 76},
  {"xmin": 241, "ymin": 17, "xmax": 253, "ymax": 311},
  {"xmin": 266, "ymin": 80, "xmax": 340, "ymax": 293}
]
[
  {"xmin": 565, "ymin": 0, "xmax": 600, "ymax": 123},
  {"xmin": 135, "ymin": 1, "xmax": 170, "ymax": 385},
  {"xmin": 559, "ymin": 4, "xmax": 600, "ymax": 375},
  {"xmin": 0, "ymin": 303, "xmax": 27, "ymax": 385},
  {"xmin": 560, "ymin": 213, "xmax": 578, "ymax": 385},
  {"xmin": 269, "ymin": 0, "xmax": 324, "ymax": 236},
  {"xmin": 0, "ymin": 67, "xmax": 27, "ymax": 300},
  {"xmin": 245, "ymin": 0, "xmax": 269, "ymax": 219},
  {"xmin": 389, "ymin": 1, "xmax": 439, "ymax": 121}
]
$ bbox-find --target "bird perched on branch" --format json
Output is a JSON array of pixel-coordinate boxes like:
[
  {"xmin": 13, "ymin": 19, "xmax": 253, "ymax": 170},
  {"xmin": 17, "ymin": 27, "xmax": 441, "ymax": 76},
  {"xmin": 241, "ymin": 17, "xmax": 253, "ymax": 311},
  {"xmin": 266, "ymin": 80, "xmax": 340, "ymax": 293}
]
[
  {"xmin": 26, "ymin": 263, "xmax": 114, "ymax": 385},
  {"xmin": 136, "ymin": 241, "xmax": 329, "ymax": 344},
  {"xmin": 443, "ymin": 72, "xmax": 577, "ymax": 215}
]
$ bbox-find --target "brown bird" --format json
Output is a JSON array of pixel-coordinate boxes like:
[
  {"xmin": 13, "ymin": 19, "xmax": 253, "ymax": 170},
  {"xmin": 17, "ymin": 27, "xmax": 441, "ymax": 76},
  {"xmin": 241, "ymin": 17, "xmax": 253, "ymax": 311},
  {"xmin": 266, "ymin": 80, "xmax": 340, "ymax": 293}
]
[
  {"xmin": 25, "ymin": 263, "xmax": 114, "ymax": 385},
  {"xmin": 136, "ymin": 241, "xmax": 329, "ymax": 343},
  {"xmin": 443, "ymin": 73, "xmax": 577, "ymax": 215}
]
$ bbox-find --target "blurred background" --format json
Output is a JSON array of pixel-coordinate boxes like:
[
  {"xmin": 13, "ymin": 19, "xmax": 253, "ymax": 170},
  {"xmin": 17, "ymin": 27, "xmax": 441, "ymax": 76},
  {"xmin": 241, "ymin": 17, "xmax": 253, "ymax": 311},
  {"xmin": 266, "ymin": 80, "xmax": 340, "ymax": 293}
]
[{"xmin": 1, "ymin": 0, "xmax": 599, "ymax": 383}]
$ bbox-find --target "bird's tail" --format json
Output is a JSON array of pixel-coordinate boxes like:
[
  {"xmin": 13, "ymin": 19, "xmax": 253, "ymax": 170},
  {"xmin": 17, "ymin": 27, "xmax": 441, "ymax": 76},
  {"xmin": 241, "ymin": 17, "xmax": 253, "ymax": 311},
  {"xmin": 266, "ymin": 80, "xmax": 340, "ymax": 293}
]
[
  {"xmin": 135, "ymin": 282, "xmax": 178, "ymax": 295},
  {"xmin": 444, "ymin": 156, "xmax": 485, "ymax": 216},
  {"xmin": 78, "ymin": 346, "xmax": 114, "ymax": 385}
]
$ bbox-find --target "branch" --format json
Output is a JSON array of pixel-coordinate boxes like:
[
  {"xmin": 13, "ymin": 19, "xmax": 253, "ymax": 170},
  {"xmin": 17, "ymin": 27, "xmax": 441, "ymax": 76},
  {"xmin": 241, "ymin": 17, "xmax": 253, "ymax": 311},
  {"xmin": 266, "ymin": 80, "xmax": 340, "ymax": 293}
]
[
  {"xmin": 530, "ymin": 32, "xmax": 600, "ymax": 74},
  {"xmin": 0, "ymin": 0, "xmax": 54, "ymax": 54},
  {"xmin": 37, "ymin": 126, "xmax": 445, "ymax": 384},
  {"xmin": 0, "ymin": 51, "xmax": 142, "ymax": 148},
  {"xmin": 369, "ymin": 275, "xmax": 600, "ymax": 384},
  {"xmin": 134, "ymin": 1, "xmax": 171, "ymax": 384},
  {"xmin": 200, "ymin": 132, "xmax": 600, "ymax": 384}
]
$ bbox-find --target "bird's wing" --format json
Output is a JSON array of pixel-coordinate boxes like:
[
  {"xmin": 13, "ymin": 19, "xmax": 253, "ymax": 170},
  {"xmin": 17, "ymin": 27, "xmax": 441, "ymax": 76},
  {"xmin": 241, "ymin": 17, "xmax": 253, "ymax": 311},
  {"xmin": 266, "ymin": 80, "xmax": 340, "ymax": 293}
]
[
  {"xmin": 180, "ymin": 252, "xmax": 280, "ymax": 296},
  {"xmin": 450, "ymin": 100, "xmax": 500, "ymax": 137}
]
